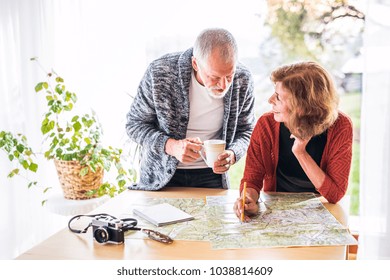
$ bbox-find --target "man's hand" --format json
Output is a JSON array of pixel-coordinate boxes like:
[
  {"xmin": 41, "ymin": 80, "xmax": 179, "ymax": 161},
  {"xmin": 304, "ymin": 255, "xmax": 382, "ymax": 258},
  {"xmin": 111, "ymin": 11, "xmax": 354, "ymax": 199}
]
[
  {"xmin": 165, "ymin": 137, "xmax": 202, "ymax": 163},
  {"xmin": 212, "ymin": 149, "xmax": 236, "ymax": 174}
]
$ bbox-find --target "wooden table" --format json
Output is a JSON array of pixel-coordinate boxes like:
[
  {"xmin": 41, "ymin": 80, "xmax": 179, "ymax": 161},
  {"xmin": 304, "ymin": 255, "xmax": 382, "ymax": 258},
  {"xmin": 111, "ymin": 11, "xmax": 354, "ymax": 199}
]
[{"xmin": 15, "ymin": 187, "xmax": 349, "ymax": 260}]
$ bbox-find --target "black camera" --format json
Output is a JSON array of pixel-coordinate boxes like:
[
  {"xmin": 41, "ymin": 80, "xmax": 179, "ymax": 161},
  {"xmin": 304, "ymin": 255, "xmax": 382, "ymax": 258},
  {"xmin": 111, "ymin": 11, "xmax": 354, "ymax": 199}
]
[{"xmin": 91, "ymin": 215, "xmax": 125, "ymax": 244}]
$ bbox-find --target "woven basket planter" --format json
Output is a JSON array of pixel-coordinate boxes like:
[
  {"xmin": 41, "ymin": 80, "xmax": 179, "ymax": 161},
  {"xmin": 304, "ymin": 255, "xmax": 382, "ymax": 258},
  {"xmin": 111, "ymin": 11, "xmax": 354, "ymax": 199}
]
[{"xmin": 54, "ymin": 159, "xmax": 103, "ymax": 200}]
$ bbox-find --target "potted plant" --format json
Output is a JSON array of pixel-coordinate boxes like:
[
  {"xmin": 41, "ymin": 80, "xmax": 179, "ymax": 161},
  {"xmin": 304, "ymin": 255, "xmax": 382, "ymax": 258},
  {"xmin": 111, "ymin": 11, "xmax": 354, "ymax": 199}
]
[{"xmin": 0, "ymin": 58, "xmax": 137, "ymax": 203}]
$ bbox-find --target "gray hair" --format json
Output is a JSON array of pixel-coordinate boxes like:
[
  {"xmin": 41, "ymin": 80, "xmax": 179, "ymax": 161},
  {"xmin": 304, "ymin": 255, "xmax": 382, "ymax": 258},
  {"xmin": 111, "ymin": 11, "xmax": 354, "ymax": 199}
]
[{"xmin": 193, "ymin": 28, "xmax": 238, "ymax": 66}]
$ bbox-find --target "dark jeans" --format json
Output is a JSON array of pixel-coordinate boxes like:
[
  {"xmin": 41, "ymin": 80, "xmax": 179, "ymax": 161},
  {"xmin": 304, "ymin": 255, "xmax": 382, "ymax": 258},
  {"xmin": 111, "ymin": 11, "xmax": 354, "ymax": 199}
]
[{"xmin": 165, "ymin": 168, "xmax": 223, "ymax": 188}]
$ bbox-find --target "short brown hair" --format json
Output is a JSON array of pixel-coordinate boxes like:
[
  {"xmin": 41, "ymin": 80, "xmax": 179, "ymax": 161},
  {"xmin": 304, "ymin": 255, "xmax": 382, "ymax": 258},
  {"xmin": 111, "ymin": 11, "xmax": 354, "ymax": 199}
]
[{"xmin": 271, "ymin": 61, "xmax": 339, "ymax": 139}]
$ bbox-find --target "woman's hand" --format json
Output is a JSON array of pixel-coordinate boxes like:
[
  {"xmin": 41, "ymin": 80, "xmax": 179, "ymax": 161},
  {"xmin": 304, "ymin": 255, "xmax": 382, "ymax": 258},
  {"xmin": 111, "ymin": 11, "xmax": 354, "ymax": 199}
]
[
  {"xmin": 290, "ymin": 133, "xmax": 326, "ymax": 190},
  {"xmin": 233, "ymin": 187, "xmax": 259, "ymax": 222},
  {"xmin": 290, "ymin": 134, "xmax": 310, "ymax": 156}
]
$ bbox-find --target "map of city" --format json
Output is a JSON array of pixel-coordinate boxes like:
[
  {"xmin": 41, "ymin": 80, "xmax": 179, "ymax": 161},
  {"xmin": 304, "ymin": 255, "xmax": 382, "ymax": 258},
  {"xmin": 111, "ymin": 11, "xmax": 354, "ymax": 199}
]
[{"xmin": 124, "ymin": 193, "xmax": 358, "ymax": 249}]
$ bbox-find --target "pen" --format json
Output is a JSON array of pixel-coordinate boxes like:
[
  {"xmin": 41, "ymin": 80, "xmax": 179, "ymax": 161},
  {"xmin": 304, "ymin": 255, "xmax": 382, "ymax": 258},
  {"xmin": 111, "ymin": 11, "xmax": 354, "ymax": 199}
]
[{"xmin": 241, "ymin": 182, "xmax": 247, "ymax": 222}]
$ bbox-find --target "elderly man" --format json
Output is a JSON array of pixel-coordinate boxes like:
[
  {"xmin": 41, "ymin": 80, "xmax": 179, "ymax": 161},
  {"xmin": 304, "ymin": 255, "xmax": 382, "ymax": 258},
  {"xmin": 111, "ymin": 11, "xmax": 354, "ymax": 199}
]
[{"xmin": 126, "ymin": 28, "xmax": 255, "ymax": 190}]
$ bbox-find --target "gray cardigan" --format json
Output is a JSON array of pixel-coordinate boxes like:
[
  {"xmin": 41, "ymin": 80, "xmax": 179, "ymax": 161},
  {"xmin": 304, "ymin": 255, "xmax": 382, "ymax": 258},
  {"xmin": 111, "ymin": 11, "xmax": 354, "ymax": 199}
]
[{"xmin": 126, "ymin": 48, "xmax": 255, "ymax": 190}]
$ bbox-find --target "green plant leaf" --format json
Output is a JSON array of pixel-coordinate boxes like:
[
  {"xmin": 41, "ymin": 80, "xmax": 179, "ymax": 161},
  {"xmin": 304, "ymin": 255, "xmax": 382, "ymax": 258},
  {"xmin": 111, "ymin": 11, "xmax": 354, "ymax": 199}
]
[
  {"xmin": 27, "ymin": 181, "xmax": 38, "ymax": 189},
  {"xmin": 42, "ymin": 117, "xmax": 49, "ymax": 125},
  {"xmin": 41, "ymin": 124, "xmax": 50, "ymax": 135},
  {"xmin": 101, "ymin": 149, "xmax": 110, "ymax": 156},
  {"xmin": 79, "ymin": 167, "xmax": 89, "ymax": 176},
  {"xmin": 56, "ymin": 77, "xmax": 64, "ymax": 83},
  {"xmin": 64, "ymin": 103, "xmax": 73, "ymax": 111},
  {"xmin": 29, "ymin": 162, "xmax": 38, "ymax": 172},
  {"xmin": 21, "ymin": 160, "xmax": 29, "ymax": 169},
  {"xmin": 55, "ymin": 84, "xmax": 63, "ymax": 95},
  {"xmin": 73, "ymin": 121, "xmax": 81, "ymax": 132},
  {"xmin": 13, "ymin": 150, "xmax": 20, "ymax": 158},
  {"xmin": 89, "ymin": 163, "xmax": 96, "ymax": 173},
  {"xmin": 35, "ymin": 82, "xmax": 43, "ymax": 92},
  {"xmin": 44, "ymin": 150, "xmax": 51, "ymax": 159},
  {"xmin": 16, "ymin": 144, "xmax": 25, "ymax": 153},
  {"xmin": 7, "ymin": 168, "xmax": 19, "ymax": 178},
  {"xmin": 62, "ymin": 153, "xmax": 73, "ymax": 161},
  {"xmin": 118, "ymin": 179, "xmax": 126, "ymax": 188}
]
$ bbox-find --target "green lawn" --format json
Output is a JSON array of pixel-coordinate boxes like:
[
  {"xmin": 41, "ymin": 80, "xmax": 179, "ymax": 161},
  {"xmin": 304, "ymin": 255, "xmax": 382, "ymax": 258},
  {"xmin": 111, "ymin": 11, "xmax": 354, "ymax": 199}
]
[
  {"xmin": 229, "ymin": 92, "xmax": 361, "ymax": 215},
  {"xmin": 228, "ymin": 155, "xmax": 246, "ymax": 190},
  {"xmin": 339, "ymin": 92, "xmax": 361, "ymax": 216}
]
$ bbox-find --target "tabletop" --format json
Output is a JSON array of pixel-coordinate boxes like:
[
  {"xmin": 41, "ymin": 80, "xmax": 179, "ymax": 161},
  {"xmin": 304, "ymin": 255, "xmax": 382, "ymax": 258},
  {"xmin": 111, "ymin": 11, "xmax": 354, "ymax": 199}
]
[{"xmin": 15, "ymin": 187, "xmax": 350, "ymax": 260}]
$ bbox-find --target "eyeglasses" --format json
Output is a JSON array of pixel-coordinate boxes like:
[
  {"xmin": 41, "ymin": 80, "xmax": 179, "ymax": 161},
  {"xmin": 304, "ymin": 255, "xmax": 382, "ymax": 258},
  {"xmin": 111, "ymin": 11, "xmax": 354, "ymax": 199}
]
[{"xmin": 140, "ymin": 228, "xmax": 173, "ymax": 244}]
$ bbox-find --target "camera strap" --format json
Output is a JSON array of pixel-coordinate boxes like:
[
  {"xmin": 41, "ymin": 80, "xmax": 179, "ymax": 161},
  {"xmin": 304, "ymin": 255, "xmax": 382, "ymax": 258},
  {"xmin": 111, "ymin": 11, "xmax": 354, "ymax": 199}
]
[{"xmin": 68, "ymin": 213, "xmax": 173, "ymax": 244}]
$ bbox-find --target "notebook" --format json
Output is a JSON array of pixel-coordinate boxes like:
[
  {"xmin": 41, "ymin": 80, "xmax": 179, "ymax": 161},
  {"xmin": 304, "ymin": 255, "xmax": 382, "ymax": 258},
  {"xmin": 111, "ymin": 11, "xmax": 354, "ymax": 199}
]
[{"xmin": 133, "ymin": 203, "xmax": 194, "ymax": 227}]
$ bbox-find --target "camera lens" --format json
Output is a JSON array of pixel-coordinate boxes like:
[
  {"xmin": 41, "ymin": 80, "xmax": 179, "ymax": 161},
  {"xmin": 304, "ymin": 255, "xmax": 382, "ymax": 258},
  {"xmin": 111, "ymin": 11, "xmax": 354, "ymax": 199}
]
[{"xmin": 94, "ymin": 227, "xmax": 109, "ymax": 243}]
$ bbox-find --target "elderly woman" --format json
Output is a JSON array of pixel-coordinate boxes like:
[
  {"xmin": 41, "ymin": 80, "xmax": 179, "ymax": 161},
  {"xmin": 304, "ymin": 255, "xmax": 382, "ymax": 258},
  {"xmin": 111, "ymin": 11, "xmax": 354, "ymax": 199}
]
[{"xmin": 234, "ymin": 61, "xmax": 353, "ymax": 222}]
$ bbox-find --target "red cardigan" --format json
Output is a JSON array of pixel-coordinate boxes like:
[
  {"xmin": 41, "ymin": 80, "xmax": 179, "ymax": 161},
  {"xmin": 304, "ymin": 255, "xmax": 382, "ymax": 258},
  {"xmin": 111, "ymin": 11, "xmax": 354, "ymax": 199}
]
[{"xmin": 240, "ymin": 111, "xmax": 353, "ymax": 203}]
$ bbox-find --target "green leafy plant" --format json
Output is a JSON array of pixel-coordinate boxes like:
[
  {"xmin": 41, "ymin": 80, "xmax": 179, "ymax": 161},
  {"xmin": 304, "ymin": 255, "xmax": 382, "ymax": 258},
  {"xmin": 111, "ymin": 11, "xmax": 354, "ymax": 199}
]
[
  {"xmin": 0, "ymin": 131, "xmax": 47, "ymax": 205},
  {"xmin": 0, "ymin": 131, "xmax": 38, "ymax": 182},
  {"xmin": 1, "ymin": 58, "xmax": 137, "ymax": 202}
]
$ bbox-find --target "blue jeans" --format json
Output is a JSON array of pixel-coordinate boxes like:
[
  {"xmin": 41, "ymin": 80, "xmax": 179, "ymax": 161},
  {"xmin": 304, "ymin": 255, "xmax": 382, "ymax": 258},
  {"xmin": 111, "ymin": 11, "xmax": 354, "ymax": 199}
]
[{"xmin": 165, "ymin": 168, "xmax": 223, "ymax": 188}]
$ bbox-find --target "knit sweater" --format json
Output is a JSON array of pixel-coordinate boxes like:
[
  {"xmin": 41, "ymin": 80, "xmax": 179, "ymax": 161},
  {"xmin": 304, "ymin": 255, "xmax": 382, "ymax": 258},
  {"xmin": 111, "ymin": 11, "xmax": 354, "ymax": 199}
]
[
  {"xmin": 126, "ymin": 48, "xmax": 255, "ymax": 190},
  {"xmin": 240, "ymin": 111, "xmax": 353, "ymax": 203}
]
